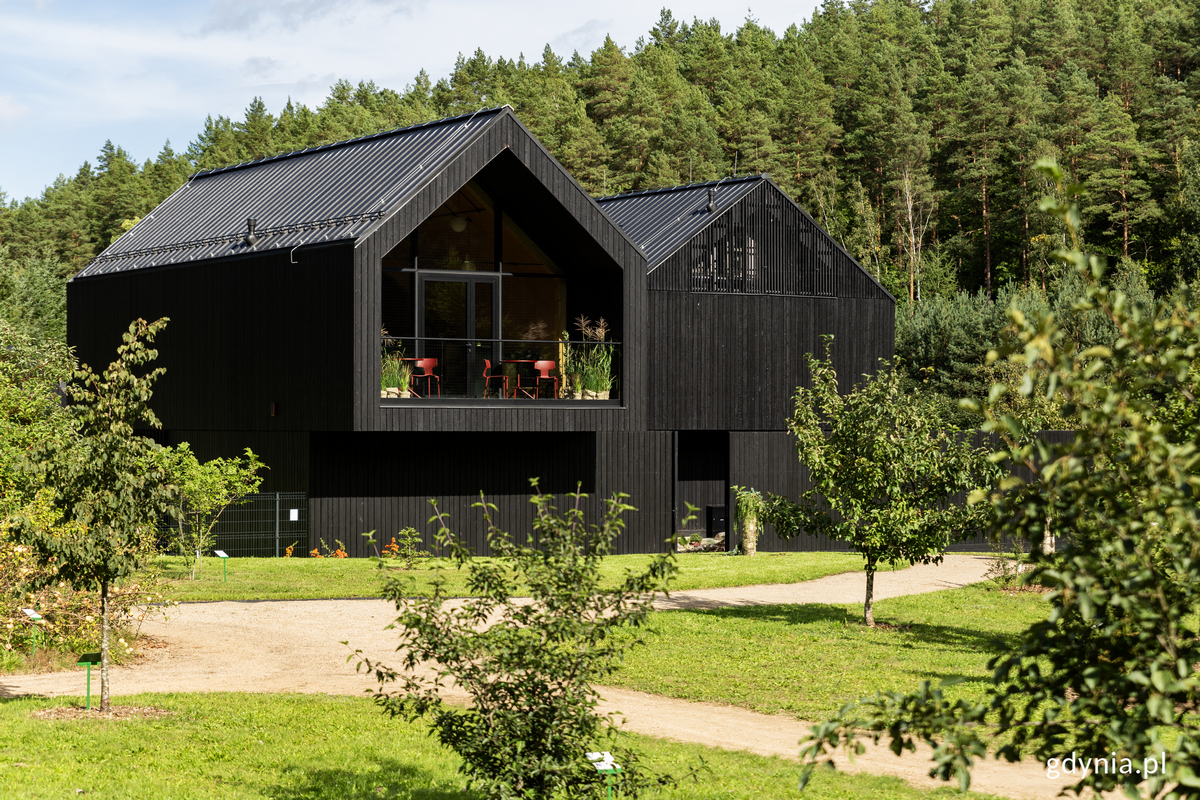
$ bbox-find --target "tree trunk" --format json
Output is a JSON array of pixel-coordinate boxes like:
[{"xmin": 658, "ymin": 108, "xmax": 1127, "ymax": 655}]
[
  {"xmin": 100, "ymin": 580, "xmax": 110, "ymax": 712},
  {"xmin": 1042, "ymin": 519, "xmax": 1055, "ymax": 555},
  {"xmin": 864, "ymin": 559, "xmax": 876, "ymax": 627},
  {"xmin": 983, "ymin": 172, "xmax": 992, "ymax": 298},
  {"xmin": 742, "ymin": 515, "xmax": 758, "ymax": 557}
]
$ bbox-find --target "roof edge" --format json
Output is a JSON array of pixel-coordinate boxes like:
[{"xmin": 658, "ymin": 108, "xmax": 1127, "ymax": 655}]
[
  {"xmin": 190, "ymin": 106, "xmax": 510, "ymax": 181},
  {"xmin": 606, "ymin": 176, "xmax": 764, "ymax": 271},
  {"xmin": 595, "ymin": 174, "xmax": 763, "ymax": 205},
  {"xmin": 603, "ymin": 172, "xmax": 895, "ymax": 302},
  {"xmin": 355, "ymin": 106, "xmax": 649, "ymax": 263}
]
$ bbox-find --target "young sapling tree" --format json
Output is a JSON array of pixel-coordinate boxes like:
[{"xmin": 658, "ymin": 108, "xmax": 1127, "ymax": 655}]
[
  {"xmin": 797, "ymin": 159, "xmax": 1200, "ymax": 797},
  {"xmin": 13, "ymin": 318, "xmax": 175, "ymax": 711},
  {"xmin": 158, "ymin": 443, "xmax": 264, "ymax": 578},
  {"xmin": 763, "ymin": 339, "xmax": 997, "ymax": 626}
]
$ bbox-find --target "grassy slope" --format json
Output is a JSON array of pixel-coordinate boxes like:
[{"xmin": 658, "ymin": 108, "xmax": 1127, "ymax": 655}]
[
  {"xmin": 0, "ymin": 692, "xmax": 1003, "ymax": 799},
  {"xmin": 153, "ymin": 552, "xmax": 870, "ymax": 603},
  {"xmin": 608, "ymin": 584, "xmax": 1047, "ymax": 720}
]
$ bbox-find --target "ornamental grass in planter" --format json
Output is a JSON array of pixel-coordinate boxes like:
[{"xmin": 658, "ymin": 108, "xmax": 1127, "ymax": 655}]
[{"xmin": 574, "ymin": 315, "xmax": 616, "ymax": 400}]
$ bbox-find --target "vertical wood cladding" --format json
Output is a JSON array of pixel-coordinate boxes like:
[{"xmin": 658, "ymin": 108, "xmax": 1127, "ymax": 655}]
[
  {"xmin": 308, "ymin": 430, "xmax": 672, "ymax": 556},
  {"xmin": 648, "ymin": 294, "xmax": 894, "ymax": 431},
  {"xmin": 157, "ymin": 430, "xmax": 309, "ymax": 494},
  {"xmin": 594, "ymin": 431, "xmax": 674, "ymax": 553},
  {"xmin": 729, "ymin": 431, "xmax": 849, "ymax": 552},
  {"xmin": 67, "ymin": 245, "xmax": 355, "ymax": 433}
]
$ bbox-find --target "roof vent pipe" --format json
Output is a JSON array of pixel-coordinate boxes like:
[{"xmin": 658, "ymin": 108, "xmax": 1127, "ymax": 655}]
[
  {"xmin": 706, "ymin": 188, "xmax": 717, "ymax": 214},
  {"xmin": 244, "ymin": 218, "xmax": 260, "ymax": 247}
]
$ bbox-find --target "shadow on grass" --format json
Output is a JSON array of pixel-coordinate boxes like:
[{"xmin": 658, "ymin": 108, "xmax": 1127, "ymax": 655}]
[
  {"xmin": 687, "ymin": 603, "xmax": 1017, "ymax": 655},
  {"xmin": 264, "ymin": 756, "xmax": 479, "ymax": 800}
]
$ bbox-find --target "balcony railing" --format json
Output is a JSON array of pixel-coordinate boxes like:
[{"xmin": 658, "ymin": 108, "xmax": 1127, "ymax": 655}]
[{"xmin": 380, "ymin": 337, "xmax": 620, "ymax": 401}]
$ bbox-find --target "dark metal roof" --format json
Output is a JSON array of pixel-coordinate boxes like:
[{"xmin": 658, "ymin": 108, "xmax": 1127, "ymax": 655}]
[
  {"xmin": 75, "ymin": 108, "xmax": 506, "ymax": 277},
  {"xmin": 596, "ymin": 176, "xmax": 762, "ymax": 270}
]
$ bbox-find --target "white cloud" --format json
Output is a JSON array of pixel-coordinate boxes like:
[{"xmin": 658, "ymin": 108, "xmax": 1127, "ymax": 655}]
[
  {"xmin": 200, "ymin": 0, "xmax": 424, "ymax": 34},
  {"xmin": 242, "ymin": 56, "xmax": 283, "ymax": 80},
  {"xmin": 551, "ymin": 18, "xmax": 612, "ymax": 56},
  {"xmin": 0, "ymin": 95, "xmax": 32, "ymax": 127}
]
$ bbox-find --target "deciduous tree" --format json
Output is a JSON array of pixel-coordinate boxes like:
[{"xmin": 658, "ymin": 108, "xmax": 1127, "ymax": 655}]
[
  {"xmin": 158, "ymin": 443, "xmax": 264, "ymax": 579},
  {"xmin": 762, "ymin": 338, "xmax": 997, "ymax": 626},
  {"xmin": 13, "ymin": 318, "xmax": 174, "ymax": 711}
]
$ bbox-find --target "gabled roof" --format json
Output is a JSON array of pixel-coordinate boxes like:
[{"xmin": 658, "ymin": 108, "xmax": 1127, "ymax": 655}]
[
  {"xmin": 596, "ymin": 176, "xmax": 761, "ymax": 270},
  {"xmin": 75, "ymin": 108, "xmax": 508, "ymax": 278}
]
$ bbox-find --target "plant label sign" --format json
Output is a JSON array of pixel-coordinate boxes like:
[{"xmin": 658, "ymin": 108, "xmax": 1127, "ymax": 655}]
[
  {"xmin": 586, "ymin": 752, "xmax": 621, "ymax": 773},
  {"xmin": 21, "ymin": 608, "xmax": 42, "ymax": 622},
  {"xmin": 214, "ymin": 550, "xmax": 229, "ymax": 558}
]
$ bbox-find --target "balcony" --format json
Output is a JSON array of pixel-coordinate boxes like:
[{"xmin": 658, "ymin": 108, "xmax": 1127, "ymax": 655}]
[{"xmin": 380, "ymin": 337, "xmax": 621, "ymax": 404}]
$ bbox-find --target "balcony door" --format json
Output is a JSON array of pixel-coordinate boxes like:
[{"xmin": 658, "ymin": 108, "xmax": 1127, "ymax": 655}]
[{"xmin": 417, "ymin": 273, "xmax": 499, "ymax": 397}]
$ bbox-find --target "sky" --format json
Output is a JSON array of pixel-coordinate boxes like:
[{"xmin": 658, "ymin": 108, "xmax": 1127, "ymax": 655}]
[{"xmin": 0, "ymin": 0, "xmax": 822, "ymax": 204}]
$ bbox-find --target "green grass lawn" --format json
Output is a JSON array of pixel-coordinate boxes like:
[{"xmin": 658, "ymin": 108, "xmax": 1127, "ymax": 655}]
[
  {"xmin": 607, "ymin": 583, "xmax": 1047, "ymax": 721},
  {"xmin": 152, "ymin": 551, "xmax": 869, "ymax": 603},
  {"xmin": 0, "ymin": 692, "xmax": 1003, "ymax": 799}
]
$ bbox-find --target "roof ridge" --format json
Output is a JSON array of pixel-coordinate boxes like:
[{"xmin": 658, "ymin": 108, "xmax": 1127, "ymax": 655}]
[
  {"xmin": 190, "ymin": 106, "xmax": 511, "ymax": 180},
  {"xmin": 595, "ymin": 174, "xmax": 764, "ymax": 203}
]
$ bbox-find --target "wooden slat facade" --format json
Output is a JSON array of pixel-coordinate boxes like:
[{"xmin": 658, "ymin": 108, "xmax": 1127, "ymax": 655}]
[
  {"xmin": 648, "ymin": 294, "xmax": 894, "ymax": 432},
  {"xmin": 67, "ymin": 244, "xmax": 355, "ymax": 434},
  {"xmin": 307, "ymin": 430, "xmax": 672, "ymax": 556}
]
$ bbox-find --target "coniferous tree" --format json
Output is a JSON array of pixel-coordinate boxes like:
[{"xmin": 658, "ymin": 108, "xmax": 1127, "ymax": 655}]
[{"xmin": 1078, "ymin": 92, "xmax": 1160, "ymax": 258}]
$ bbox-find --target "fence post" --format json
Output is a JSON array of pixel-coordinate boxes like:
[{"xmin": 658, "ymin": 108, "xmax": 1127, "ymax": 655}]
[{"xmin": 275, "ymin": 492, "xmax": 281, "ymax": 558}]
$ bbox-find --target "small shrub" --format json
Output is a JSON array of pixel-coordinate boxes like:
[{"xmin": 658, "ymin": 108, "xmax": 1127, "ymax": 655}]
[
  {"xmin": 350, "ymin": 484, "xmax": 678, "ymax": 799},
  {"xmin": 984, "ymin": 539, "xmax": 1028, "ymax": 590}
]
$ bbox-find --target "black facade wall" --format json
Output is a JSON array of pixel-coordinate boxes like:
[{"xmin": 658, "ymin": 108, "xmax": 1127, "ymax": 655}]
[
  {"xmin": 594, "ymin": 430, "xmax": 675, "ymax": 553},
  {"xmin": 156, "ymin": 430, "xmax": 310, "ymax": 494},
  {"xmin": 729, "ymin": 431, "xmax": 850, "ymax": 552},
  {"xmin": 648, "ymin": 293, "xmax": 895, "ymax": 432},
  {"xmin": 307, "ymin": 430, "xmax": 672, "ymax": 557},
  {"xmin": 353, "ymin": 115, "xmax": 648, "ymax": 435},
  {"xmin": 67, "ymin": 245, "xmax": 355, "ymax": 434}
]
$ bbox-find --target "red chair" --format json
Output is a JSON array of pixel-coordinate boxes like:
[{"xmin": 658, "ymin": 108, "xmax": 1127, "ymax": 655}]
[
  {"xmin": 413, "ymin": 358, "xmax": 440, "ymax": 397},
  {"xmin": 518, "ymin": 360, "xmax": 558, "ymax": 399},
  {"xmin": 482, "ymin": 359, "xmax": 508, "ymax": 398}
]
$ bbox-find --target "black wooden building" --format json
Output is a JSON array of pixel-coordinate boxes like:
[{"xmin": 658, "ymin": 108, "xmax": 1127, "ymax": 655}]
[
  {"xmin": 67, "ymin": 107, "xmax": 894, "ymax": 555},
  {"xmin": 598, "ymin": 176, "xmax": 894, "ymax": 550}
]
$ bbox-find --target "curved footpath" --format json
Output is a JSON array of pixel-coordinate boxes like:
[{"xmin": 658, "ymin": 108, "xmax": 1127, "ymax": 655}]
[{"xmin": 1, "ymin": 555, "xmax": 1098, "ymax": 799}]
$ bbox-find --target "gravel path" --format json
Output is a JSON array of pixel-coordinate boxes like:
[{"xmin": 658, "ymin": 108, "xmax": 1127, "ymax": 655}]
[{"xmin": 0, "ymin": 555, "xmax": 1089, "ymax": 798}]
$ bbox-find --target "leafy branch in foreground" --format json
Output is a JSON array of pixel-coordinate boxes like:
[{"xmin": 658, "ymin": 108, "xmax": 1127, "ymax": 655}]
[
  {"xmin": 348, "ymin": 483, "xmax": 679, "ymax": 799},
  {"xmin": 763, "ymin": 339, "xmax": 999, "ymax": 626},
  {"xmin": 799, "ymin": 158, "xmax": 1200, "ymax": 798}
]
